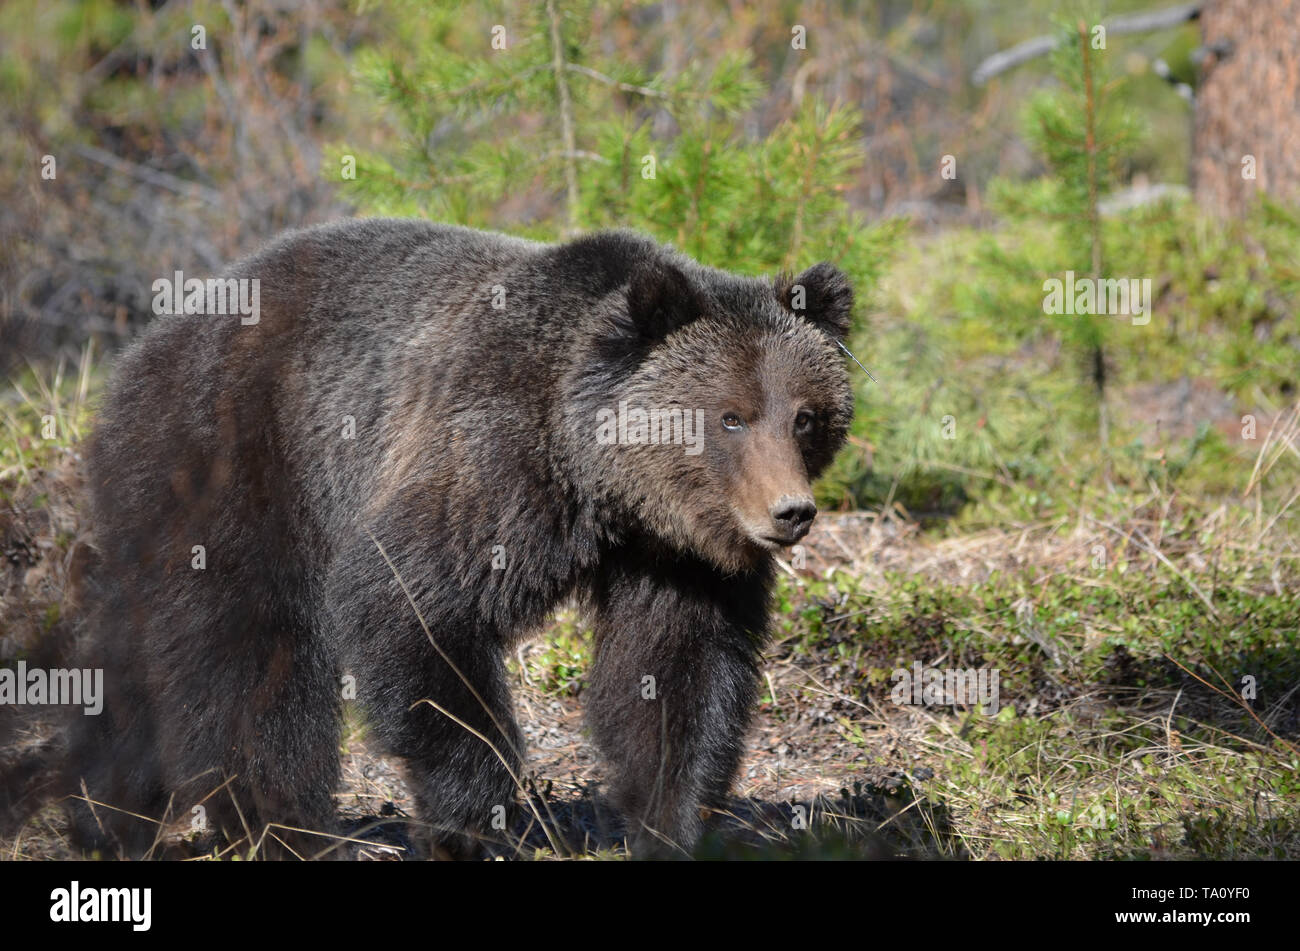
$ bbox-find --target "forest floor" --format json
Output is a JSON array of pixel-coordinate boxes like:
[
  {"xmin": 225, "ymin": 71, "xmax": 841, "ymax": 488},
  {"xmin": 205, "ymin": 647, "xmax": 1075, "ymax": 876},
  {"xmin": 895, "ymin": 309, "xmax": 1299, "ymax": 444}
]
[
  {"xmin": 2, "ymin": 362, "xmax": 1299, "ymax": 859},
  {"xmin": 4, "ymin": 462, "xmax": 1298, "ymax": 859}
]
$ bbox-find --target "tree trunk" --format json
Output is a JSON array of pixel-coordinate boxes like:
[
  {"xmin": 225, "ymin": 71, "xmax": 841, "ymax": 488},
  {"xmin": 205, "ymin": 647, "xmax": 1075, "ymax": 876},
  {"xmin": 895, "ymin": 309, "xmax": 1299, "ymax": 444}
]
[{"xmin": 1193, "ymin": 0, "xmax": 1300, "ymax": 215}]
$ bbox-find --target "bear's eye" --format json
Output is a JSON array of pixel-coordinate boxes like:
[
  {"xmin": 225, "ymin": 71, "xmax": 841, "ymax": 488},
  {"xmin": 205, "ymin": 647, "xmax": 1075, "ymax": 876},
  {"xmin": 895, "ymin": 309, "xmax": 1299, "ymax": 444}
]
[
  {"xmin": 794, "ymin": 411, "xmax": 815, "ymax": 435},
  {"xmin": 721, "ymin": 412, "xmax": 744, "ymax": 431}
]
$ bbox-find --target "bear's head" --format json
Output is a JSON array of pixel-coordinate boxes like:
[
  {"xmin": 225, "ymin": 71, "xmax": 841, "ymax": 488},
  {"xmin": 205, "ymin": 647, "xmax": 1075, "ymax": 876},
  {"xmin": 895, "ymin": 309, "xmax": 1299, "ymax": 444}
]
[{"xmin": 567, "ymin": 237, "xmax": 856, "ymax": 574}]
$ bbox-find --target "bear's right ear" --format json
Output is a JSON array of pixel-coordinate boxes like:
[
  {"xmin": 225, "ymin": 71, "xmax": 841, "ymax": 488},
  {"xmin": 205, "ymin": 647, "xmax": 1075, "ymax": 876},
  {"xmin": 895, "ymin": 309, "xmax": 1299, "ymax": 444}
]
[
  {"xmin": 775, "ymin": 262, "xmax": 854, "ymax": 340},
  {"xmin": 611, "ymin": 259, "xmax": 703, "ymax": 344}
]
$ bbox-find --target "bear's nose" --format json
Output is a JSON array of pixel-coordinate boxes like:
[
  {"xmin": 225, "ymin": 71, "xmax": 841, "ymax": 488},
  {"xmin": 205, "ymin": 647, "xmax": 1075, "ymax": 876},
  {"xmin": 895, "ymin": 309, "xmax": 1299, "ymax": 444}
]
[{"xmin": 770, "ymin": 498, "xmax": 817, "ymax": 543}]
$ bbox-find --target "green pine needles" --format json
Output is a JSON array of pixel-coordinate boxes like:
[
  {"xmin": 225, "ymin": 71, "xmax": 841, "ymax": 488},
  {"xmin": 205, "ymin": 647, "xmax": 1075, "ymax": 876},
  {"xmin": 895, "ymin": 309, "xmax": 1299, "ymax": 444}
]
[{"xmin": 332, "ymin": 0, "xmax": 900, "ymax": 285}]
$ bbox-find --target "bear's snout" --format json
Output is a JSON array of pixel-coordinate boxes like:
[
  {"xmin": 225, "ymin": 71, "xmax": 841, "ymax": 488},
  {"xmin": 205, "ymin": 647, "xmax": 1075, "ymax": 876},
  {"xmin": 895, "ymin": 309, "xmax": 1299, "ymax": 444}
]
[{"xmin": 769, "ymin": 496, "xmax": 817, "ymax": 544}]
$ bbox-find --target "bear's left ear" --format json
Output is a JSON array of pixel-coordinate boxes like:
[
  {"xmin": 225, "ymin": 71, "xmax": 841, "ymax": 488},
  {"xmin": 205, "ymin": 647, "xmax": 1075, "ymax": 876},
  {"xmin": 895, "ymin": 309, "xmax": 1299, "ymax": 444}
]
[
  {"xmin": 615, "ymin": 258, "xmax": 703, "ymax": 343},
  {"xmin": 775, "ymin": 262, "xmax": 854, "ymax": 340}
]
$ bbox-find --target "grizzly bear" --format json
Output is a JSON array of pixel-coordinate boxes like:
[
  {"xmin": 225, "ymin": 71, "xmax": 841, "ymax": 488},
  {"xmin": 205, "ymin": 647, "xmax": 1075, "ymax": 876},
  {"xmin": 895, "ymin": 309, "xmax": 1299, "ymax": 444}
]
[{"xmin": 67, "ymin": 219, "xmax": 854, "ymax": 858}]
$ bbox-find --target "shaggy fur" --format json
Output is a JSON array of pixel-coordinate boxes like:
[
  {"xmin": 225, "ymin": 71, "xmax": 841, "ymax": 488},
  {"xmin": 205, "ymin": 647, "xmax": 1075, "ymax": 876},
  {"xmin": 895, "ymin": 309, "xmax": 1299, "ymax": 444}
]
[{"xmin": 65, "ymin": 219, "xmax": 854, "ymax": 858}]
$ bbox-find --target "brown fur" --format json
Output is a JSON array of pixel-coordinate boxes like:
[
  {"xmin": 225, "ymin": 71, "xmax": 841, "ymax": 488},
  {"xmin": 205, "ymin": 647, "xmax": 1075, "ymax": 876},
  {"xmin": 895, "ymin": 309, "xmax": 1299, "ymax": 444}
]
[{"xmin": 55, "ymin": 220, "xmax": 855, "ymax": 857}]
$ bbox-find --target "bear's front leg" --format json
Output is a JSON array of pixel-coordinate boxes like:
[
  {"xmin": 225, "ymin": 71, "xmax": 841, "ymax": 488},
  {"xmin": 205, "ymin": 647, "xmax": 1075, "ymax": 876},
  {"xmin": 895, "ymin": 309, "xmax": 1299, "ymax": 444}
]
[
  {"xmin": 325, "ymin": 510, "xmax": 524, "ymax": 860},
  {"xmin": 585, "ymin": 554, "xmax": 772, "ymax": 856}
]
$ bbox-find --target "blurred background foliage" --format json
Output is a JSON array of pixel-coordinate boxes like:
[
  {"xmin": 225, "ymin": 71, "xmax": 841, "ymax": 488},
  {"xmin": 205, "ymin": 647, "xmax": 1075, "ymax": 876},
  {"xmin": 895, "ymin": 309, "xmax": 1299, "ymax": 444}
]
[{"xmin": 1, "ymin": 0, "xmax": 1297, "ymax": 527}]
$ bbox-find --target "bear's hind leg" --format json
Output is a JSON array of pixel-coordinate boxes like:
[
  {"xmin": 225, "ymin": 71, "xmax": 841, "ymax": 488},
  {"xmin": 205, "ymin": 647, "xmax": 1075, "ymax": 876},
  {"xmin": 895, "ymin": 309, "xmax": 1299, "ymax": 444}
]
[
  {"xmin": 147, "ymin": 601, "xmax": 343, "ymax": 860},
  {"xmin": 63, "ymin": 642, "xmax": 169, "ymax": 858}
]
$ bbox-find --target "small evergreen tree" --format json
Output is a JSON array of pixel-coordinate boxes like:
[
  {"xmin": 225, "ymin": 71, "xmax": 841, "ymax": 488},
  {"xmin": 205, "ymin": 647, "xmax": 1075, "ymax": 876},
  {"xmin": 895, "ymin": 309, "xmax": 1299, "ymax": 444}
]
[
  {"xmin": 985, "ymin": 15, "xmax": 1140, "ymax": 478},
  {"xmin": 334, "ymin": 0, "xmax": 899, "ymax": 288}
]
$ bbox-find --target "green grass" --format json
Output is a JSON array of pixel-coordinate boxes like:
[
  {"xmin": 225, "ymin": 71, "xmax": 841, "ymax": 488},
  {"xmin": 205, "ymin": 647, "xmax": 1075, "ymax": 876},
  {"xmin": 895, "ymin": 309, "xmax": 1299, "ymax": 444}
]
[
  {"xmin": 766, "ymin": 499, "xmax": 1300, "ymax": 860},
  {"xmin": 512, "ymin": 608, "xmax": 593, "ymax": 697},
  {"xmin": 0, "ymin": 346, "xmax": 98, "ymax": 499},
  {"xmin": 822, "ymin": 198, "xmax": 1300, "ymax": 524}
]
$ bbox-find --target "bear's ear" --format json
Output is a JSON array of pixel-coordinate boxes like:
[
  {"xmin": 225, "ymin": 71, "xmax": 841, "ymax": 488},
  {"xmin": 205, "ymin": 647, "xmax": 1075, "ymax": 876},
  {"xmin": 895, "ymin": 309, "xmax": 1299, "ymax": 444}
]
[
  {"xmin": 614, "ymin": 259, "xmax": 703, "ymax": 343},
  {"xmin": 775, "ymin": 262, "xmax": 854, "ymax": 340}
]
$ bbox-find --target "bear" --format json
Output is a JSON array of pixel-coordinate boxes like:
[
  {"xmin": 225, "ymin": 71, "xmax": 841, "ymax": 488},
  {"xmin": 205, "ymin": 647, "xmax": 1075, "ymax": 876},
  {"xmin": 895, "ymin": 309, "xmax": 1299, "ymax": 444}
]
[{"xmin": 65, "ymin": 218, "xmax": 855, "ymax": 859}]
